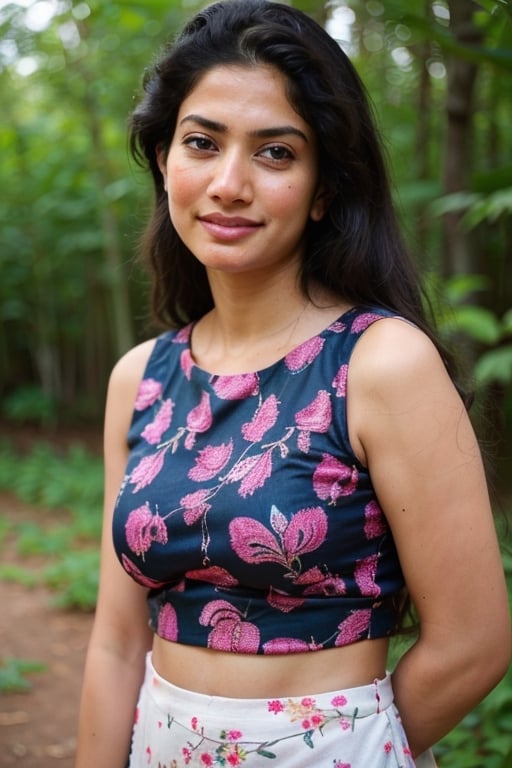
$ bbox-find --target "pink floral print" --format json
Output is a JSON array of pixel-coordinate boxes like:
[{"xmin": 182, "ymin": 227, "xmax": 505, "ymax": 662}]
[
  {"xmin": 141, "ymin": 399, "xmax": 174, "ymax": 445},
  {"xmin": 238, "ymin": 450, "xmax": 274, "ymax": 498},
  {"xmin": 212, "ymin": 373, "xmax": 259, "ymax": 400},
  {"xmin": 188, "ymin": 441, "xmax": 233, "ymax": 482},
  {"xmin": 350, "ymin": 312, "xmax": 384, "ymax": 334},
  {"xmin": 229, "ymin": 506, "xmax": 328, "ymax": 577},
  {"xmin": 114, "ymin": 307, "xmax": 406, "ymax": 658},
  {"xmin": 129, "ymin": 672, "xmax": 418, "ymax": 767},
  {"xmin": 157, "ymin": 602, "xmax": 178, "ymax": 641},
  {"xmin": 134, "ymin": 377, "xmax": 163, "ymax": 410},
  {"xmin": 263, "ymin": 637, "xmax": 321, "ymax": 653},
  {"xmin": 329, "ymin": 319, "xmax": 348, "ymax": 334},
  {"xmin": 125, "ymin": 504, "xmax": 168, "ymax": 557},
  {"xmin": 266, "ymin": 588, "xmax": 305, "ymax": 613},
  {"xmin": 129, "ymin": 451, "xmax": 166, "ymax": 493},
  {"xmin": 180, "ymin": 348, "xmax": 195, "ymax": 380},
  {"xmin": 364, "ymin": 500, "xmax": 387, "ymax": 539},
  {"xmin": 173, "ymin": 324, "xmax": 192, "ymax": 344},
  {"xmin": 120, "ymin": 554, "xmax": 168, "ymax": 589},
  {"xmin": 355, "ymin": 554, "xmax": 381, "ymax": 597},
  {"xmin": 295, "ymin": 390, "xmax": 331, "ymax": 451},
  {"xmin": 241, "ymin": 394, "xmax": 279, "ymax": 442},
  {"xmin": 313, "ymin": 453, "xmax": 359, "ymax": 502},
  {"xmin": 332, "ymin": 363, "xmax": 348, "ymax": 397},
  {"xmin": 335, "ymin": 609, "xmax": 372, "ymax": 645},
  {"xmin": 141, "ymin": 690, "xmax": 360, "ymax": 764},
  {"xmin": 180, "ymin": 489, "xmax": 212, "ymax": 526},
  {"xmin": 185, "ymin": 392, "xmax": 213, "ymax": 449},
  {"xmin": 185, "ymin": 565, "xmax": 238, "ymax": 588},
  {"xmin": 285, "ymin": 335, "xmax": 325, "ymax": 372},
  {"xmin": 199, "ymin": 600, "xmax": 260, "ymax": 652}
]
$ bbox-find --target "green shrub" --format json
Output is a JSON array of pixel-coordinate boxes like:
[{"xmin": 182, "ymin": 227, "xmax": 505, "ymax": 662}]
[
  {"xmin": 1, "ymin": 387, "xmax": 57, "ymax": 427},
  {"xmin": 44, "ymin": 549, "xmax": 99, "ymax": 610},
  {"xmin": 0, "ymin": 439, "xmax": 102, "ymax": 610},
  {"xmin": 0, "ymin": 564, "xmax": 38, "ymax": 587},
  {"xmin": 0, "ymin": 657, "xmax": 46, "ymax": 693}
]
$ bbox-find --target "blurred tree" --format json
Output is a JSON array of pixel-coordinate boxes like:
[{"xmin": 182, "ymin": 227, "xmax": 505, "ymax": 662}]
[
  {"xmin": 442, "ymin": 0, "xmax": 484, "ymax": 278},
  {"xmin": 1, "ymin": 0, "xmax": 511, "ymax": 436},
  {"xmin": 0, "ymin": 0, "xmax": 195, "ymax": 421}
]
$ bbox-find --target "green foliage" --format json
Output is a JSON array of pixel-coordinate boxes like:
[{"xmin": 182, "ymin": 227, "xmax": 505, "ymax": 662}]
[
  {"xmin": 0, "ymin": 563, "xmax": 38, "ymax": 588},
  {"xmin": 0, "ymin": 440, "xmax": 103, "ymax": 539},
  {"xmin": 0, "ymin": 514, "xmax": 13, "ymax": 548},
  {"xmin": 0, "ymin": 434, "xmax": 510, "ymax": 756},
  {"xmin": 0, "ymin": 0, "xmax": 193, "ymax": 421},
  {"xmin": 0, "ymin": 657, "xmax": 46, "ymax": 694},
  {"xmin": 388, "ymin": 534, "xmax": 512, "ymax": 767},
  {"xmin": 1, "ymin": 386, "xmax": 57, "ymax": 427},
  {"xmin": 15, "ymin": 521, "xmax": 75, "ymax": 557},
  {"xmin": 44, "ymin": 550, "xmax": 100, "ymax": 610},
  {"xmin": 427, "ymin": 273, "xmax": 512, "ymax": 390},
  {"xmin": 434, "ymin": 273, "xmax": 501, "ymax": 345},
  {"xmin": 0, "ymin": 4, "xmax": 509, "ymax": 758},
  {"xmin": 434, "ymin": 552, "xmax": 512, "ymax": 767},
  {"xmin": 475, "ymin": 346, "xmax": 512, "ymax": 388},
  {"xmin": 0, "ymin": 440, "xmax": 103, "ymax": 610},
  {"xmin": 431, "ymin": 186, "xmax": 512, "ymax": 229},
  {"xmin": 0, "ymin": 0, "xmax": 510, "ymax": 434}
]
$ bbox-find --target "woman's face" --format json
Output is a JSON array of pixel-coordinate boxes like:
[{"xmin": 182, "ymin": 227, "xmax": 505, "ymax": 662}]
[{"xmin": 158, "ymin": 64, "xmax": 327, "ymax": 280}]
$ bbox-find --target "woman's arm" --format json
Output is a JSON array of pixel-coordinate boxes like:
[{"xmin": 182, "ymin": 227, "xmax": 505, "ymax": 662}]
[
  {"xmin": 348, "ymin": 318, "xmax": 511, "ymax": 757},
  {"xmin": 75, "ymin": 341, "xmax": 156, "ymax": 768}
]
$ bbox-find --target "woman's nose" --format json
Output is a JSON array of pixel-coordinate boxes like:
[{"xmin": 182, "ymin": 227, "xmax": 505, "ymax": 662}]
[{"xmin": 206, "ymin": 150, "xmax": 253, "ymax": 204}]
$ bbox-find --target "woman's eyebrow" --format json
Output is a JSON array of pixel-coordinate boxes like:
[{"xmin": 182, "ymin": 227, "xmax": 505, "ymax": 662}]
[
  {"xmin": 253, "ymin": 126, "xmax": 309, "ymax": 143},
  {"xmin": 179, "ymin": 114, "xmax": 225, "ymax": 133},
  {"xmin": 179, "ymin": 114, "xmax": 309, "ymax": 143}
]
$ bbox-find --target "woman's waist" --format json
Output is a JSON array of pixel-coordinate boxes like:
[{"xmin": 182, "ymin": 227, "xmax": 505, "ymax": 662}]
[{"xmin": 151, "ymin": 634, "xmax": 389, "ymax": 698}]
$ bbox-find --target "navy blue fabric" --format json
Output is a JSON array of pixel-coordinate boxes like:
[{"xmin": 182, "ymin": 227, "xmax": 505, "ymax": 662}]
[{"xmin": 112, "ymin": 306, "xmax": 405, "ymax": 654}]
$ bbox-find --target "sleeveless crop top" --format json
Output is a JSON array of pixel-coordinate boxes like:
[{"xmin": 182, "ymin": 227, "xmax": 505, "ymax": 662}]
[{"xmin": 112, "ymin": 306, "xmax": 406, "ymax": 654}]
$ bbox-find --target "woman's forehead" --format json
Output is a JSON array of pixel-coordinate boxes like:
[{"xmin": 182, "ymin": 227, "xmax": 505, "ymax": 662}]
[{"xmin": 177, "ymin": 63, "xmax": 312, "ymax": 136}]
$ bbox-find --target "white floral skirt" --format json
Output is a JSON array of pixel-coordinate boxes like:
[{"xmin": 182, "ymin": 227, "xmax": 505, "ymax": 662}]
[{"xmin": 128, "ymin": 653, "xmax": 436, "ymax": 768}]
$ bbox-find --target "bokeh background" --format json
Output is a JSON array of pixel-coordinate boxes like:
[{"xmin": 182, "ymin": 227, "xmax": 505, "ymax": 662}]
[{"xmin": 0, "ymin": 1, "xmax": 511, "ymax": 766}]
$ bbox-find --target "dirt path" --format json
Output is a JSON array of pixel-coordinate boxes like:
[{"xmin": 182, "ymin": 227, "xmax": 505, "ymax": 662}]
[{"xmin": 0, "ymin": 494, "xmax": 93, "ymax": 767}]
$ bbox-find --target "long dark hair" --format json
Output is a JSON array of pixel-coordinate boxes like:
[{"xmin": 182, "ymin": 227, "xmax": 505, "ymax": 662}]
[{"xmin": 129, "ymin": 0, "xmax": 450, "ymax": 374}]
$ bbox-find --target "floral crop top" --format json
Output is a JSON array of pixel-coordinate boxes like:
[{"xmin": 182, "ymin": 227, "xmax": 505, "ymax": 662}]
[{"xmin": 112, "ymin": 306, "xmax": 406, "ymax": 654}]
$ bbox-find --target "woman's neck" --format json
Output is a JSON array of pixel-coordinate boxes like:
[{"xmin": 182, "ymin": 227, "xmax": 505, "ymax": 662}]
[{"xmin": 190, "ymin": 278, "xmax": 348, "ymax": 375}]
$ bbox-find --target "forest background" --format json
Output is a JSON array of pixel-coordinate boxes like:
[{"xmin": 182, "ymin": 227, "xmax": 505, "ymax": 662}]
[{"xmin": 0, "ymin": 0, "xmax": 511, "ymax": 766}]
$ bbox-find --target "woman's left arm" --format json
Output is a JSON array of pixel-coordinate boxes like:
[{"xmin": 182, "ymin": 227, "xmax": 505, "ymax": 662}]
[{"xmin": 348, "ymin": 318, "xmax": 511, "ymax": 758}]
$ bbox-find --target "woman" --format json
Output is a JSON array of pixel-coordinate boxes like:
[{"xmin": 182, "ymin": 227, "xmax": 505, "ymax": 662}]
[{"xmin": 75, "ymin": 2, "xmax": 511, "ymax": 766}]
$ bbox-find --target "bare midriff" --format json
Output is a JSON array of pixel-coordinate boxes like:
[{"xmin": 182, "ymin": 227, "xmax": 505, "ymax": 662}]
[{"xmin": 152, "ymin": 634, "xmax": 390, "ymax": 698}]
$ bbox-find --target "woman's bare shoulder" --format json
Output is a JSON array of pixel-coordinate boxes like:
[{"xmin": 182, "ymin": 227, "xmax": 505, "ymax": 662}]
[
  {"xmin": 104, "ymin": 338, "xmax": 159, "ymax": 431},
  {"xmin": 102, "ymin": 338, "xmax": 159, "ymax": 452},
  {"xmin": 352, "ymin": 316, "xmax": 445, "ymax": 384},
  {"xmin": 109, "ymin": 338, "xmax": 158, "ymax": 391},
  {"xmin": 346, "ymin": 317, "xmax": 458, "ymax": 464}
]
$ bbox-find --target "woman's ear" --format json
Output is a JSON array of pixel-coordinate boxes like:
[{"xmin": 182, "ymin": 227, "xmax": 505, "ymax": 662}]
[
  {"xmin": 309, "ymin": 183, "xmax": 332, "ymax": 222},
  {"xmin": 156, "ymin": 145, "xmax": 168, "ymax": 191}
]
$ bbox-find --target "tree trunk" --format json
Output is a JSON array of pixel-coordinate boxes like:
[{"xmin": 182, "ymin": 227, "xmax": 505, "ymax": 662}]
[
  {"xmin": 76, "ymin": 19, "xmax": 135, "ymax": 362},
  {"xmin": 442, "ymin": 0, "xmax": 484, "ymax": 277},
  {"xmin": 414, "ymin": 0, "xmax": 434, "ymax": 254}
]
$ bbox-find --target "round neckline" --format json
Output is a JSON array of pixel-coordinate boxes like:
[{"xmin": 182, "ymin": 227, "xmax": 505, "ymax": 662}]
[{"xmin": 181, "ymin": 305, "xmax": 359, "ymax": 379}]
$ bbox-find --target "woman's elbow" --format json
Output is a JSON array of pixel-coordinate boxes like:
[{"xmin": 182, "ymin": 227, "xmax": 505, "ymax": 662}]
[{"xmin": 474, "ymin": 612, "xmax": 512, "ymax": 695}]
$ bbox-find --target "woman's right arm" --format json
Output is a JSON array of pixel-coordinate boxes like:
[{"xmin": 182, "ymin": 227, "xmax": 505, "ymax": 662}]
[{"xmin": 75, "ymin": 341, "xmax": 156, "ymax": 768}]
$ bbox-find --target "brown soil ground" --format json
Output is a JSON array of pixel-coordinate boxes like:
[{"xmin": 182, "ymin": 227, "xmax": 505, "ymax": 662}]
[
  {"xmin": 0, "ymin": 426, "xmax": 101, "ymax": 768},
  {"xmin": 0, "ymin": 424, "xmax": 510, "ymax": 767},
  {"xmin": 0, "ymin": 493, "xmax": 93, "ymax": 768}
]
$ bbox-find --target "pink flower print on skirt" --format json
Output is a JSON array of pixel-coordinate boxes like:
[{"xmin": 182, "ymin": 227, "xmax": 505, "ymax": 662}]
[{"xmin": 128, "ymin": 653, "xmax": 438, "ymax": 767}]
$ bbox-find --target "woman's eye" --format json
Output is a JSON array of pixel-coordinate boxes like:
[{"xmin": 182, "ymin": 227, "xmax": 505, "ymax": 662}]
[
  {"xmin": 261, "ymin": 145, "xmax": 293, "ymax": 163},
  {"xmin": 185, "ymin": 136, "xmax": 216, "ymax": 151}
]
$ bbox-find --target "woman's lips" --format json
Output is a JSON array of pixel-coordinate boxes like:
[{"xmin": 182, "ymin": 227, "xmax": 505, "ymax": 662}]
[{"xmin": 199, "ymin": 214, "xmax": 262, "ymax": 241}]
